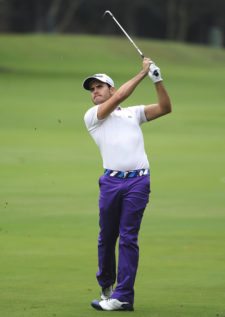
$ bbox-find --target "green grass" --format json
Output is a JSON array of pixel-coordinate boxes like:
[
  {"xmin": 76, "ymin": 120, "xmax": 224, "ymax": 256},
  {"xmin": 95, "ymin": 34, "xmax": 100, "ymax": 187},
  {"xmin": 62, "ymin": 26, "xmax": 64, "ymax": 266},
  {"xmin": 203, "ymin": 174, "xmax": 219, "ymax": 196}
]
[{"xmin": 0, "ymin": 34, "xmax": 225, "ymax": 317}]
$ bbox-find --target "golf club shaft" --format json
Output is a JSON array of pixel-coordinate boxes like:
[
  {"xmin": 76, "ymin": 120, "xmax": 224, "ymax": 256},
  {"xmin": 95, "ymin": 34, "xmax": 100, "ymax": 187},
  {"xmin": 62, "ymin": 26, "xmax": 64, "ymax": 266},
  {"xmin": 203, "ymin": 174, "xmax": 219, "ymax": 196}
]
[
  {"xmin": 104, "ymin": 10, "xmax": 144, "ymax": 59},
  {"xmin": 104, "ymin": 11, "xmax": 159, "ymax": 77}
]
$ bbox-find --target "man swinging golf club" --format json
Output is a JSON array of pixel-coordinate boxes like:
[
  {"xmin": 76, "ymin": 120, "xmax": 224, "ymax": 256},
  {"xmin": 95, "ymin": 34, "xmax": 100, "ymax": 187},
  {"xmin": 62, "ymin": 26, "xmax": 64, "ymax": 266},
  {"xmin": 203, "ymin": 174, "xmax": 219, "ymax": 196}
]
[{"xmin": 83, "ymin": 56, "xmax": 172, "ymax": 311}]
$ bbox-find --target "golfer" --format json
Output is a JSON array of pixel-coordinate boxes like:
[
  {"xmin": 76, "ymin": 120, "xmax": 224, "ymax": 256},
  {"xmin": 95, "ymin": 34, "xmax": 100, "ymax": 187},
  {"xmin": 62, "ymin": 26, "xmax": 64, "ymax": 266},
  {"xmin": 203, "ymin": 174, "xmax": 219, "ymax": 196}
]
[{"xmin": 83, "ymin": 57, "xmax": 172, "ymax": 311}]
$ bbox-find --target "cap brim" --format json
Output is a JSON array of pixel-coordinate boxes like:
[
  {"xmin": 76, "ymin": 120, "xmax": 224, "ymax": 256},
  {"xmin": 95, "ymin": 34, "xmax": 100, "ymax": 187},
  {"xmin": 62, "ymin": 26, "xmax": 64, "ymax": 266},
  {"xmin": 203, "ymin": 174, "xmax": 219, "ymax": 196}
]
[{"xmin": 83, "ymin": 77, "xmax": 100, "ymax": 90}]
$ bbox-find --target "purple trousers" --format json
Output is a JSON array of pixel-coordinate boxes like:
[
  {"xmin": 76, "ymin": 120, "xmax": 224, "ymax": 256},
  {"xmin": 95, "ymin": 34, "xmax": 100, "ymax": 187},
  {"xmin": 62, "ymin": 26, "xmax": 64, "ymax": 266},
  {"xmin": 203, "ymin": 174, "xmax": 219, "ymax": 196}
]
[{"xmin": 96, "ymin": 174, "xmax": 150, "ymax": 304}]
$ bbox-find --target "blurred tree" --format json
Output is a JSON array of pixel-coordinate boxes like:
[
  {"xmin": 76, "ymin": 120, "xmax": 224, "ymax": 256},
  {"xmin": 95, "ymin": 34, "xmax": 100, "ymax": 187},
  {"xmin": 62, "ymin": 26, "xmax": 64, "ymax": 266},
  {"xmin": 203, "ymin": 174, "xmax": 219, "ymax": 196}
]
[
  {"xmin": 33, "ymin": 1, "xmax": 46, "ymax": 32},
  {"xmin": 176, "ymin": 0, "xmax": 189, "ymax": 41},
  {"xmin": 57, "ymin": 0, "xmax": 82, "ymax": 32},
  {"xmin": 0, "ymin": 0, "xmax": 224, "ymax": 47},
  {"xmin": 32, "ymin": 0, "xmax": 84, "ymax": 33},
  {"xmin": 166, "ymin": 0, "xmax": 225, "ymax": 44},
  {"xmin": 166, "ymin": 0, "xmax": 177, "ymax": 40},
  {"xmin": 45, "ymin": 0, "xmax": 83, "ymax": 32},
  {"xmin": 0, "ymin": 0, "xmax": 11, "ymax": 31},
  {"xmin": 166, "ymin": 0, "xmax": 200, "ymax": 41},
  {"xmin": 46, "ymin": 0, "xmax": 63, "ymax": 32}
]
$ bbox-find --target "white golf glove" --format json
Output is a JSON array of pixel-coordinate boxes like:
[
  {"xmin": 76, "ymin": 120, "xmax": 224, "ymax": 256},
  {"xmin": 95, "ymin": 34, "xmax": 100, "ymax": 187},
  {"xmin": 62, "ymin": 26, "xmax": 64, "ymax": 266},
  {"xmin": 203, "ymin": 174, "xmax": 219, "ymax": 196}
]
[{"xmin": 148, "ymin": 63, "xmax": 163, "ymax": 83}]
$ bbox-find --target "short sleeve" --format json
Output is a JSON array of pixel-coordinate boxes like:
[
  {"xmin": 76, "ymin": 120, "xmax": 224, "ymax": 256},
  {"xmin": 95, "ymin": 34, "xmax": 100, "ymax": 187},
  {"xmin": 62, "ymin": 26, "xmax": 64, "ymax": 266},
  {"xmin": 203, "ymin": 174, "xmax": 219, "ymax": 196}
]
[
  {"xmin": 84, "ymin": 105, "xmax": 100, "ymax": 131},
  {"xmin": 128, "ymin": 105, "xmax": 147, "ymax": 124}
]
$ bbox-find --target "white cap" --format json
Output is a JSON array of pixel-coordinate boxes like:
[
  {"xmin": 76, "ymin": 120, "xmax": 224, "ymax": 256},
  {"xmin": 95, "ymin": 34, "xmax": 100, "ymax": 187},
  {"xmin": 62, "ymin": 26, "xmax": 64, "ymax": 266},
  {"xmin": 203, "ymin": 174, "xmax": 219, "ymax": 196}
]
[{"xmin": 83, "ymin": 73, "xmax": 114, "ymax": 90}]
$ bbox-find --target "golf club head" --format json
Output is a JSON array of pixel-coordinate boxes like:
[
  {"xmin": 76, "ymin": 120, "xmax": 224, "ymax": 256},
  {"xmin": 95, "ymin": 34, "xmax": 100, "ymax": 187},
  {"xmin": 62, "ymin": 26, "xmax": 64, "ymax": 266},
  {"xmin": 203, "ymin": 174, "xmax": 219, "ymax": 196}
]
[{"xmin": 103, "ymin": 10, "xmax": 113, "ymax": 18}]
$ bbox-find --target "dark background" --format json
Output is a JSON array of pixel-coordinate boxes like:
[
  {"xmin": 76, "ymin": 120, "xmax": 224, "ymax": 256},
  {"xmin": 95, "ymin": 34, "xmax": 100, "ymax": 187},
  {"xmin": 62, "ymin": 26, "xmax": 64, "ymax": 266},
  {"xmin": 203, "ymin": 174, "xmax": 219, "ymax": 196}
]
[{"xmin": 0, "ymin": 0, "xmax": 224, "ymax": 47}]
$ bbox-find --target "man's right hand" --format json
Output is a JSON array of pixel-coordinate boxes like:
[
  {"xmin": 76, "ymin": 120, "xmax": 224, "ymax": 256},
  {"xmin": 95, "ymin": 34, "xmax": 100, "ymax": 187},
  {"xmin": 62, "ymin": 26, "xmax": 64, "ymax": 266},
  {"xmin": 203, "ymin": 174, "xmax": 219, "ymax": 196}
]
[{"xmin": 142, "ymin": 57, "xmax": 152, "ymax": 75}]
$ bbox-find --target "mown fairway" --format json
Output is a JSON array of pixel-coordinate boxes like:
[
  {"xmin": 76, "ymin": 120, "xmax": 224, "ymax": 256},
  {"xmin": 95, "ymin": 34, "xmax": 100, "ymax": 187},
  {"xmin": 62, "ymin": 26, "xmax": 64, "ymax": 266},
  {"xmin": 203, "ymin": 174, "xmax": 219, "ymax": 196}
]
[{"xmin": 0, "ymin": 35, "xmax": 225, "ymax": 317}]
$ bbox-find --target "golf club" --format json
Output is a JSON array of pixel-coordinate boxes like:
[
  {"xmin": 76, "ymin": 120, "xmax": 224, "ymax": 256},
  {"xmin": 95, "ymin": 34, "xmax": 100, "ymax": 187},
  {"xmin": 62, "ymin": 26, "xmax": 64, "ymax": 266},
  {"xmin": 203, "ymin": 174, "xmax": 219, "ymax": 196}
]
[{"xmin": 103, "ymin": 10, "xmax": 159, "ymax": 76}]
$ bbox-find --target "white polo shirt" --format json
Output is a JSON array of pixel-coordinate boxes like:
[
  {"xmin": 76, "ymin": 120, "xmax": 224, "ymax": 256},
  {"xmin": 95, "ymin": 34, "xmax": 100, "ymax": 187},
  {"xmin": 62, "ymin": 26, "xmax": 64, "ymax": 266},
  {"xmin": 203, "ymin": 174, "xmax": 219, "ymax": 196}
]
[{"xmin": 84, "ymin": 105, "xmax": 150, "ymax": 171}]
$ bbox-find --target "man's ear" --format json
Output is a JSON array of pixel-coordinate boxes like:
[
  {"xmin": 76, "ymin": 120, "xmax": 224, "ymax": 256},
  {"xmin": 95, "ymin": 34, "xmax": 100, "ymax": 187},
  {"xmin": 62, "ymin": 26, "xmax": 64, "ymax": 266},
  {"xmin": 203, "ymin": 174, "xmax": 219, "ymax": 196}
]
[{"xmin": 109, "ymin": 86, "xmax": 116, "ymax": 95}]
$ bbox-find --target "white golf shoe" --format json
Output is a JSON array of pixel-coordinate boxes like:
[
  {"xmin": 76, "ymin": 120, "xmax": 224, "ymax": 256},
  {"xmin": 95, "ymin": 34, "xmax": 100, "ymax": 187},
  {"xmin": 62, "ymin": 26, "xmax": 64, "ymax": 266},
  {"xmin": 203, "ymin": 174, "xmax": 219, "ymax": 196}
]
[
  {"xmin": 91, "ymin": 298, "xmax": 134, "ymax": 311},
  {"xmin": 100, "ymin": 285, "xmax": 113, "ymax": 300}
]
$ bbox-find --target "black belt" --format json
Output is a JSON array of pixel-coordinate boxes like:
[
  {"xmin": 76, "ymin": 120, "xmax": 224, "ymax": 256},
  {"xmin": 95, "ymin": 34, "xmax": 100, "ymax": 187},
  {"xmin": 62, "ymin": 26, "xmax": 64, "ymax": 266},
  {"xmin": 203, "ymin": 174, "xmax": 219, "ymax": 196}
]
[{"xmin": 104, "ymin": 168, "xmax": 149, "ymax": 179}]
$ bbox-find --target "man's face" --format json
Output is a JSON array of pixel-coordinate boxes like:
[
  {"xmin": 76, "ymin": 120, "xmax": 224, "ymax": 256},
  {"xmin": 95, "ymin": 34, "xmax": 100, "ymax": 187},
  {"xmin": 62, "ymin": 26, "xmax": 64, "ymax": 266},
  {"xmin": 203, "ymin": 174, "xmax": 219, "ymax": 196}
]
[{"xmin": 89, "ymin": 80, "xmax": 115, "ymax": 105}]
